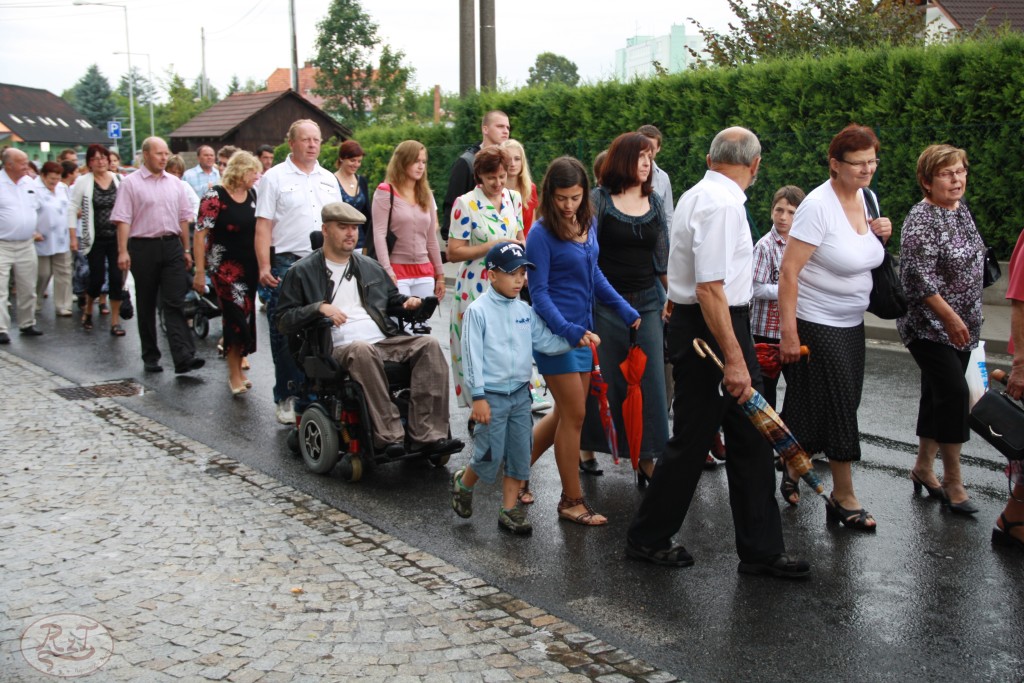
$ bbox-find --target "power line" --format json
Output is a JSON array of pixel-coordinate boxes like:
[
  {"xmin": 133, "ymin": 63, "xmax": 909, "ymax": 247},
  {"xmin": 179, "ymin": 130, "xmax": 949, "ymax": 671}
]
[{"xmin": 207, "ymin": 0, "xmax": 271, "ymax": 36}]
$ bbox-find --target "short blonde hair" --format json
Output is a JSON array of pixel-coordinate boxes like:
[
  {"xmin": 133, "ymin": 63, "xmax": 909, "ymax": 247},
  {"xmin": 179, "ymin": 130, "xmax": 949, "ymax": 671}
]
[
  {"xmin": 916, "ymin": 144, "xmax": 969, "ymax": 195},
  {"xmin": 221, "ymin": 151, "xmax": 262, "ymax": 191}
]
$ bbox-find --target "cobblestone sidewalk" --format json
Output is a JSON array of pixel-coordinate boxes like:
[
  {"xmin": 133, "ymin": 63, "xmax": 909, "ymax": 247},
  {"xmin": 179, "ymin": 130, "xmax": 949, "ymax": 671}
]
[{"xmin": 0, "ymin": 352, "xmax": 678, "ymax": 682}]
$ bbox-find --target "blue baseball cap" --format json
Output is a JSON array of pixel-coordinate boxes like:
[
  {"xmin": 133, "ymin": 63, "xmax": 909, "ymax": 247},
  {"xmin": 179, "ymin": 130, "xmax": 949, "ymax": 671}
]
[{"xmin": 485, "ymin": 242, "xmax": 534, "ymax": 273}]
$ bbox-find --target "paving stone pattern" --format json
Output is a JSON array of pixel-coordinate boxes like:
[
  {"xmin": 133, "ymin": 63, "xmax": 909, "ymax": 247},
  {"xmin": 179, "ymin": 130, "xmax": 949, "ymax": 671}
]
[{"xmin": 0, "ymin": 353, "xmax": 678, "ymax": 682}]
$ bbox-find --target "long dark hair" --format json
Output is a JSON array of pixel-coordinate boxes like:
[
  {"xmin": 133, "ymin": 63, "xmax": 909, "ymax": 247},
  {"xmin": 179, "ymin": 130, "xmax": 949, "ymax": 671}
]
[
  {"xmin": 537, "ymin": 156, "xmax": 592, "ymax": 241},
  {"xmin": 600, "ymin": 132, "xmax": 653, "ymax": 195}
]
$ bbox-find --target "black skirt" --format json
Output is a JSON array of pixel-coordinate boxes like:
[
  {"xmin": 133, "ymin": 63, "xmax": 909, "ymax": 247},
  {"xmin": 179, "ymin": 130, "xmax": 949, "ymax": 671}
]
[{"xmin": 781, "ymin": 318, "xmax": 865, "ymax": 462}]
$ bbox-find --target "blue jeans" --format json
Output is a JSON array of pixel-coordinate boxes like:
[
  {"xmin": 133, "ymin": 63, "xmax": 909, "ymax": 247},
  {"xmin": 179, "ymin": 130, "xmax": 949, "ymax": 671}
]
[{"xmin": 265, "ymin": 252, "xmax": 306, "ymax": 404}]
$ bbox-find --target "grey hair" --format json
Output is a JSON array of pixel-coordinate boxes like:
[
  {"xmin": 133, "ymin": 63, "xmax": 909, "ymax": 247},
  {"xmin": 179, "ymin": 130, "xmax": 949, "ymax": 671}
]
[{"xmin": 709, "ymin": 127, "xmax": 761, "ymax": 166}]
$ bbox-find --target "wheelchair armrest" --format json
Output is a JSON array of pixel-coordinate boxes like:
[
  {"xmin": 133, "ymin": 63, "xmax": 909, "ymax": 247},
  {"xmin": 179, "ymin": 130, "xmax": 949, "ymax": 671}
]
[
  {"xmin": 292, "ymin": 316, "xmax": 341, "ymax": 380},
  {"xmin": 399, "ymin": 296, "xmax": 439, "ymax": 324}
]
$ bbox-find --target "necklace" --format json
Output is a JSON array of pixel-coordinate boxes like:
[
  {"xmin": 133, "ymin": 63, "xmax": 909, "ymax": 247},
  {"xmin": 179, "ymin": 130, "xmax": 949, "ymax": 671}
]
[{"xmin": 336, "ymin": 171, "xmax": 357, "ymax": 190}]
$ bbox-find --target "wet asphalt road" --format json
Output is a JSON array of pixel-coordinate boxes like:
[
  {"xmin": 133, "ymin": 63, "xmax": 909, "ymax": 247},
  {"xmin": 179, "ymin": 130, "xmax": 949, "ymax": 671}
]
[{"xmin": 7, "ymin": 298, "xmax": 1024, "ymax": 683}]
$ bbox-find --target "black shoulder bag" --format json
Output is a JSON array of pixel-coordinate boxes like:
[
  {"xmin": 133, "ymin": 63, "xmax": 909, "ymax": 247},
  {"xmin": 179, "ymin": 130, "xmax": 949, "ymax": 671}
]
[
  {"xmin": 863, "ymin": 189, "xmax": 908, "ymax": 320},
  {"xmin": 365, "ymin": 185, "xmax": 397, "ymax": 260}
]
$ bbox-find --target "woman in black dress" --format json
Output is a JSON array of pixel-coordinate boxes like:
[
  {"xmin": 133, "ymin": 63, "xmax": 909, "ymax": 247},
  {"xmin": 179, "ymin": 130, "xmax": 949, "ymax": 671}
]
[{"xmin": 194, "ymin": 151, "xmax": 262, "ymax": 395}]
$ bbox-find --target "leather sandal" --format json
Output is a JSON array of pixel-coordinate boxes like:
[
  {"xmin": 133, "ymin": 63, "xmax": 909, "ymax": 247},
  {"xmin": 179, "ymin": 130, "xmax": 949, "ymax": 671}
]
[
  {"xmin": 992, "ymin": 514, "xmax": 1024, "ymax": 551},
  {"xmin": 81, "ymin": 313, "xmax": 93, "ymax": 331},
  {"xmin": 517, "ymin": 481, "xmax": 535, "ymax": 505},
  {"xmin": 557, "ymin": 493, "xmax": 606, "ymax": 526},
  {"xmin": 780, "ymin": 471, "xmax": 800, "ymax": 506},
  {"xmin": 579, "ymin": 458, "xmax": 604, "ymax": 476},
  {"xmin": 110, "ymin": 324, "xmax": 126, "ymax": 337},
  {"xmin": 825, "ymin": 494, "xmax": 877, "ymax": 532}
]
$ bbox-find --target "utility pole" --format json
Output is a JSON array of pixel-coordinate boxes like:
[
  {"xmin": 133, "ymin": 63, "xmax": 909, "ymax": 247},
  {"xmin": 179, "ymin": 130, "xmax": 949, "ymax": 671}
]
[
  {"xmin": 459, "ymin": 0, "xmax": 475, "ymax": 96},
  {"xmin": 479, "ymin": 0, "xmax": 496, "ymax": 90},
  {"xmin": 200, "ymin": 27, "xmax": 208, "ymax": 100},
  {"xmin": 289, "ymin": 0, "xmax": 299, "ymax": 92}
]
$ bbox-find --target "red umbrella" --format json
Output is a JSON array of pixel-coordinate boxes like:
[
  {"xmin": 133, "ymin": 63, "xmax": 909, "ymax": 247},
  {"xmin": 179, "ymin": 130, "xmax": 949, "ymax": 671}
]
[
  {"xmin": 619, "ymin": 328, "xmax": 647, "ymax": 472},
  {"xmin": 589, "ymin": 342, "xmax": 619, "ymax": 464},
  {"xmin": 754, "ymin": 342, "xmax": 809, "ymax": 380}
]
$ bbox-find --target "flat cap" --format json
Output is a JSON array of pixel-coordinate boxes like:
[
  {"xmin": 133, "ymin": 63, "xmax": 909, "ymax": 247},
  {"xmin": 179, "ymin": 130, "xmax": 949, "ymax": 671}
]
[{"xmin": 321, "ymin": 201, "xmax": 366, "ymax": 225}]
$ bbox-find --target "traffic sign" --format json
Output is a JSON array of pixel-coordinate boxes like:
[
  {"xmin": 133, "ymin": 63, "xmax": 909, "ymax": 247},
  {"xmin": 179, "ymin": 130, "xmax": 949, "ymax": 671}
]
[{"xmin": 107, "ymin": 121, "xmax": 122, "ymax": 139}]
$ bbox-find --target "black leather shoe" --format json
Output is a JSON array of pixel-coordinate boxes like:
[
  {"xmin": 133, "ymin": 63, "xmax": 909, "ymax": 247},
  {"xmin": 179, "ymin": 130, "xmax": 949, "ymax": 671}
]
[
  {"xmin": 625, "ymin": 539, "xmax": 694, "ymax": 567},
  {"xmin": 377, "ymin": 442, "xmax": 405, "ymax": 458},
  {"xmin": 0, "ymin": 332, "xmax": 9, "ymax": 344},
  {"xmin": 144, "ymin": 363, "xmax": 163, "ymax": 373},
  {"xmin": 738, "ymin": 553, "xmax": 811, "ymax": 579},
  {"xmin": 412, "ymin": 437, "xmax": 463, "ymax": 454},
  {"xmin": 174, "ymin": 357, "xmax": 205, "ymax": 374},
  {"xmin": 19, "ymin": 326, "xmax": 43, "ymax": 336},
  {"xmin": 579, "ymin": 458, "xmax": 604, "ymax": 476}
]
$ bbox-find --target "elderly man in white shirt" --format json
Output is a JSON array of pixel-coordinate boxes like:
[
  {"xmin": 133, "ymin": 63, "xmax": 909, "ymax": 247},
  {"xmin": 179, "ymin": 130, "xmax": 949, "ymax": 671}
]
[
  {"xmin": 626, "ymin": 127, "xmax": 810, "ymax": 580},
  {"xmin": 255, "ymin": 119, "xmax": 341, "ymax": 424},
  {"xmin": 0, "ymin": 147, "xmax": 43, "ymax": 342}
]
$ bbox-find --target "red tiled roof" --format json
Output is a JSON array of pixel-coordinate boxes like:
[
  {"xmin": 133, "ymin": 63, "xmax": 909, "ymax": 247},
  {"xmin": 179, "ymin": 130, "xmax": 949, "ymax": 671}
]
[
  {"xmin": 932, "ymin": 0, "xmax": 1024, "ymax": 31},
  {"xmin": 0, "ymin": 82, "xmax": 108, "ymax": 145},
  {"xmin": 266, "ymin": 65, "xmax": 325, "ymax": 108}
]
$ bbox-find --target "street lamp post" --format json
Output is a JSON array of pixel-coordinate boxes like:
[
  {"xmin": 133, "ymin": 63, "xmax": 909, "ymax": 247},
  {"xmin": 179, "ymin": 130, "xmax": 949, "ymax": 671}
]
[
  {"xmin": 114, "ymin": 50, "xmax": 154, "ymax": 138},
  {"xmin": 73, "ymin": 1, "xmax": 136, "ymax": 162}
]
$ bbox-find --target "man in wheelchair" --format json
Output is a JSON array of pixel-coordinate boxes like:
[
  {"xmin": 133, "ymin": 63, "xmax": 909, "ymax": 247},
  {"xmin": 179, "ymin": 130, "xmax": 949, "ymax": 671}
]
[{"xmin": 275, "ymin": 201, "xmax": 461, "ymax": 458}]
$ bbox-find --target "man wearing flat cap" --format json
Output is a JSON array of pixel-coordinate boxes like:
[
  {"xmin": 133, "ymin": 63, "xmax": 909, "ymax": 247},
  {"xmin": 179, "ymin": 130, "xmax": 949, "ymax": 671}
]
[{"xmin": 276, "ymin": 202, "xmax": 458, "ymax": 454}]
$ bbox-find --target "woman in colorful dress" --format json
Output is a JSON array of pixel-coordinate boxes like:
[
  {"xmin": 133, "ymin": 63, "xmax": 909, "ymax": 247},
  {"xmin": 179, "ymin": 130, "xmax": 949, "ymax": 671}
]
[
  {"xmin": 897, "ymin": 144, "xmax": 984, "ymax": 515},
  {"xmin": 333, "ymin": 140, "xmax": 373, "ymax": 250},
  {"xmin": 194, "ymin": 151, "xmax": 262, "ymax": 396},
  {"xmin": 448, "ymin": 146, "xmax": 524, "ymax": 407},
  {"xmin": 371, "ymin": 140, "xmax": 445, "ymax": 299}
]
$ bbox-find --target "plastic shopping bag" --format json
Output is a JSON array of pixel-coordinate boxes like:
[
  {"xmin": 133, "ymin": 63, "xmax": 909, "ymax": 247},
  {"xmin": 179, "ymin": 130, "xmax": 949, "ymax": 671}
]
[{"xmin": 965, "ymin": 341, "xmax": 989, "ymax": 408}]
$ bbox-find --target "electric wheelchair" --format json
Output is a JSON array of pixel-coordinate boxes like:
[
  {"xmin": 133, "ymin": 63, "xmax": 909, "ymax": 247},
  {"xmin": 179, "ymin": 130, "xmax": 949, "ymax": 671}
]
[{"xmin": 285, "ymin": 296, "xmax": 464, "ymax": 481}]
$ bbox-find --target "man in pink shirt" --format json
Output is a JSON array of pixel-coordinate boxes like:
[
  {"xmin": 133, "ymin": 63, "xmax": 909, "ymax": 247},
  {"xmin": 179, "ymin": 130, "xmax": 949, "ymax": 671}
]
[{"xmin": 113, "ymin": 137, "xmax": 203, "ymax": 374}]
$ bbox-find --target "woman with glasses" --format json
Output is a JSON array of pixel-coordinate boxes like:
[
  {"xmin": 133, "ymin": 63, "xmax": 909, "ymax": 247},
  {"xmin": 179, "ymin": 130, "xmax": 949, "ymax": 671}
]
[
  {"xmin": 778, "ymin": 124, "xmax": 892, "ymax": 530},
  {"xmin": 895, "ymin": 145, "xmax": 984, "ymax": 515}
]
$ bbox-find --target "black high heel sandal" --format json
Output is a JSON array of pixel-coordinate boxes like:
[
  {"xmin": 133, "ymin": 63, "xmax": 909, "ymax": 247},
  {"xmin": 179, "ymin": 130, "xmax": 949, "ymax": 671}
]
[
  {"xmin": 825, "ymin": 494, "xmax": 877, "ymax": 532},
  {"xmin": 992, "ymin": 514, "xmax": 1024, "ymax": 551},
  {"xmin": 579, "ymin": 458, "xmax": 603, "ymax": 476},
  {"xmin": 910, "ymin": 470, "xmax": 946, "ymax": 501},
  {"xmin": 780, "ymin": 471, "xmax": 800, "ymax": 506}
]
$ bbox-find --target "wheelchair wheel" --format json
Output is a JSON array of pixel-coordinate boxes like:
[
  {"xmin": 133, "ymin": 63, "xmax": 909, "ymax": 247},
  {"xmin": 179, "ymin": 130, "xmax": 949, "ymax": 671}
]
[
  {"xmin": 338, "ymin": 454, "xmax": 363, "ymax": 483},
  {"xmin": 193, "ymin": 310, "xmax": 209, "ymax": 339},
  {"xmin": 428, "ymin": 453, "xmax": 450, "ymax": 467},
  {"xmin": 299, "ymin": 405, "xmax": 340, "ymax": 474}
]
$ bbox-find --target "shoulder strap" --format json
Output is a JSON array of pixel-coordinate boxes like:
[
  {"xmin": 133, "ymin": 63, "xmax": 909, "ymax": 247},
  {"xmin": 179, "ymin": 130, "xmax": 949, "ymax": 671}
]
[{"xmin": 862, "ymin": 188, "xmax": 880, "ymax": 220}]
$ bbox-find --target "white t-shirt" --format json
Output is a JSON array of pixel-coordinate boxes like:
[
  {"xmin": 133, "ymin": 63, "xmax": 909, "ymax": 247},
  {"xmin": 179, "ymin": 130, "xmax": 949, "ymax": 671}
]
[
  {"xmin": 789, "ymin": 180, "xmax": 884, "ymax": 327},
  {"xmin": 668, "ymin": 170, "xmax": 753, "ymax": 306},
  {"xmin": 326, "ymin": 257, "xmax": 386, "ymax": 349},
  {"xmin": 255, "ymin": 154, "xmax": 339, "ymax": 257}
]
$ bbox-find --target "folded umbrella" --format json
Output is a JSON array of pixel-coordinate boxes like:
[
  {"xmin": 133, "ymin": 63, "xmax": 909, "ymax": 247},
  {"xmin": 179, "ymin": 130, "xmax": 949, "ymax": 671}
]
[
  {"xmin": 693, "ymin": 338, "xmax": 825, "ymax": 499},
  {"xmin": 619, "ymin": 328, "xmax": 648, "ymax": 472},
  {"xmin": 589, "ymin": 342, "xmax": 619, "ymax": 464},
  {"xmin": 754, "ymin": 342, "xmax": 809, "ymax": 380}
]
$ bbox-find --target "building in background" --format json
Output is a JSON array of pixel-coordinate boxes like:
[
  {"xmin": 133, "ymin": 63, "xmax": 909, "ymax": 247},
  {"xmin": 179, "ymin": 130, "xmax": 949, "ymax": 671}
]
[
  {"xmin": 0, "ymin": 83, "xmax": 108, "ymax": 163},
  {"xmin": 265, "ymin": 62, "xmax": 324, "ymax": 108},
  {"xmin": 614, "ymin": 24, "xmax": 705, "ymax": 81}
]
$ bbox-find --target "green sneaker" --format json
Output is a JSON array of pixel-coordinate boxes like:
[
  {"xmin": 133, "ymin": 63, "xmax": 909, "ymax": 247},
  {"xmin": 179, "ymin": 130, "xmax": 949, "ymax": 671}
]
[
  {"xmin": 451, "ymin": 468, "xmax": 473, "ymax": 518},
  {"xmin": 498, "ymin": 506, "xmax": 533, "ymax": 535}
]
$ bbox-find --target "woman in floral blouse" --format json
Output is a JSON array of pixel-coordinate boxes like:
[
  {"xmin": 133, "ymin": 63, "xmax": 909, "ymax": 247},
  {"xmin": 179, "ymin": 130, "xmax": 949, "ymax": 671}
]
[{"xmin": 896, "ymin": 144, "xmax": 984, "ymax": 515}]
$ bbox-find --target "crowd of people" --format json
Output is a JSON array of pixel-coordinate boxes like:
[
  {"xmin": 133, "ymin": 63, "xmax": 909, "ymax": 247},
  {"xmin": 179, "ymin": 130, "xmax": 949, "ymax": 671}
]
[{"xmin": 1, "ymin": 111, "xmax": 1021, "ymax": 568}]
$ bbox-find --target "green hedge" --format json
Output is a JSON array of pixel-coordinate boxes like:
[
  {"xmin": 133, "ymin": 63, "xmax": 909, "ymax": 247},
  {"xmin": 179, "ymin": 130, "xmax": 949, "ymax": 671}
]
[{"xmin": 286, "ymin": 36, "xmax": 1024, "ymax": 256}]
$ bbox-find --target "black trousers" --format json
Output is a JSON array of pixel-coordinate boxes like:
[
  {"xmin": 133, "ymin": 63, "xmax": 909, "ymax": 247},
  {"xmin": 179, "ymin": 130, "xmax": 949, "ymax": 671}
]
[
  {"xmin": 627, "ymin": 304, "xmax": 785, "ymax": 563},
  {"xmin": 907, "ymin": 338, "xmax": 972, "ymax": 444},
  {"xmin": 86, "ymin": 238, "xmax": 123, "ymax": 300},
  {"xmin": 128, "ymin": 236, "xmax": 195, "ymax": 367}
]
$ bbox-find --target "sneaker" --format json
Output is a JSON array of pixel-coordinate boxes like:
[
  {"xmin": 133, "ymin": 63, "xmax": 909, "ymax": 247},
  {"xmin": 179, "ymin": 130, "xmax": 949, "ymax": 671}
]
[
  {"xmin": 531, "ymin": 389, "xmax": 552, "ymax": 413},
  {"xmin": 451, "ymin": 468, "xmax": 473, "ymax": 518},
  {"xmin": 498, "ymin": 506, "xmax": 533, "ymax": 535},
  {"xmin": 275, "ymin": 396, "xmax": 297, "ymax": 425}
]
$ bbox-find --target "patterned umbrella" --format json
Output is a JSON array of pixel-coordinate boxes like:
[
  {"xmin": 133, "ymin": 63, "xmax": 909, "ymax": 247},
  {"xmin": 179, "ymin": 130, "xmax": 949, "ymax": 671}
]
[
  {"xmin": 618, "ymin": 328, "xmax": 648, "ymax": 471},
  {"xmin": 589, "ymin": 342, "xmax": 619, "ymax": 464},
  {"xmin": 693, "ymin": 338, "xmax": 826, "ymax": 499}
]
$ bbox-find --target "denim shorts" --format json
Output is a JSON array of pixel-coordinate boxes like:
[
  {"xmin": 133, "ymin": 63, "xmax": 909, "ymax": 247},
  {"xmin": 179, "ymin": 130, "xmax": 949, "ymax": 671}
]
[
  {"xmin": 469, "ymin": 384, "xmax": 533, "ymax": 484},
  {"xmin": 534, "ymin": 344, "xmax": 592, "ymax": 376}
]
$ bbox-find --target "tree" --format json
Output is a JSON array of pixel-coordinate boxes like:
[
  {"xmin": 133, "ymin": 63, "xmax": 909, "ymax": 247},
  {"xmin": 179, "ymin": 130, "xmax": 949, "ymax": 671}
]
[
  {"xmin": 65, "ymin": 64, "xmax": 121, "ymax": 128},
  {"xmin": 155, "ymin": 69, "xmax": 213, "ymax": 134},
  {"xmin": 690, "ymin": 0, "xmax": 926, "ymax": 68},
  {"xmin": 226, "ymin": 75, "xmax": 242, "ymax": 96},
  {"xmin": 191, "ymin": 75, "xmax": 220, "ymax": 103},
  {"xmin": 527, "ymin": 52, "xmax": 580, "ymax": 88},
  {"xmin": 311, "ymin": 0, "xmax": 414, "ymax": 125}
]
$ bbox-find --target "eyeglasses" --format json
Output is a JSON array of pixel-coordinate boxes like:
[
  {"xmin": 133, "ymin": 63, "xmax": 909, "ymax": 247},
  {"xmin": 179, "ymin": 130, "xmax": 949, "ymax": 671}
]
[
  {"xmin": 935, "ymin": 168, "xmax": 968, "ymax": 180},
  {"xmin": 839, "ymin": 158, "xmax": 880, "ymax": 170}
]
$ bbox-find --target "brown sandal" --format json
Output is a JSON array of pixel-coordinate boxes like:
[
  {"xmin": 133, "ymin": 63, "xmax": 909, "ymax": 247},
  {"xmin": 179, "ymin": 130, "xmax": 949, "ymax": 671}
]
[
  {"xmin": 110, "ymin": 324, "xmax": 126, "ymax": 337},
  {"xmin": 557, "ymin": 493, "xmax": 607, "ymax": 526},
  {"xmin": 81, "ymin": 313, "xmax": 93, "ymax": 331},
  {"xmin": 517, "ymin": 481, "xmax": 535, "ymax": 505}
]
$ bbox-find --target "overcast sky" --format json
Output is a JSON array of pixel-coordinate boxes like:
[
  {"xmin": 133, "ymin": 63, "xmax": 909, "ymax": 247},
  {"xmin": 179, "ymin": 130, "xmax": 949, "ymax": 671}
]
[{"xmin": 0, "ymin": 0, "xmax": 738, "ymax": 99}]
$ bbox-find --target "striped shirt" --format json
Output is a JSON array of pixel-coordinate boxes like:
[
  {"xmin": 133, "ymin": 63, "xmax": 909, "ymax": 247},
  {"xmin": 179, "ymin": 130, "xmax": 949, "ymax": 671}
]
[
  {"xmin": 750, "ymin": 226, "xmax": 786, "ymax": 339},
  {"xmin": 110, "ymin": 166, "xmax": 194, "ymax": 238}
]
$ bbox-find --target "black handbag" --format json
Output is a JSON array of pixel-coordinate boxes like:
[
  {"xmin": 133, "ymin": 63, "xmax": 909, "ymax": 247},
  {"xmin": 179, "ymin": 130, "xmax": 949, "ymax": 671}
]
[
  {"xmin": 365, "ymin": 185, "xmax": 397, "ymax": 260},
  {"xmin": 119, "ymin": 288, "xmax": 134, "ymax": 320},
  {"xmin": 983, "ymin": 246, "xmax": 1001, "ymax": 288},
  {"xmin": 863, "ymin": 190, "xmax": 908, "ymax": 319},
  {"xmin": 969, "ymin": 389, "xmax": 1024, "ymax": 461}
]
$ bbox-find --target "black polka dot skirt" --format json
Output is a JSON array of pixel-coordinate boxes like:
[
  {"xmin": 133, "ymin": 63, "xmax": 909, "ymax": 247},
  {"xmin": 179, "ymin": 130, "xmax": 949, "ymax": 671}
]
[{"xmin": 781, "ymin": 318, "xmax": 865, "ymax": 462}]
